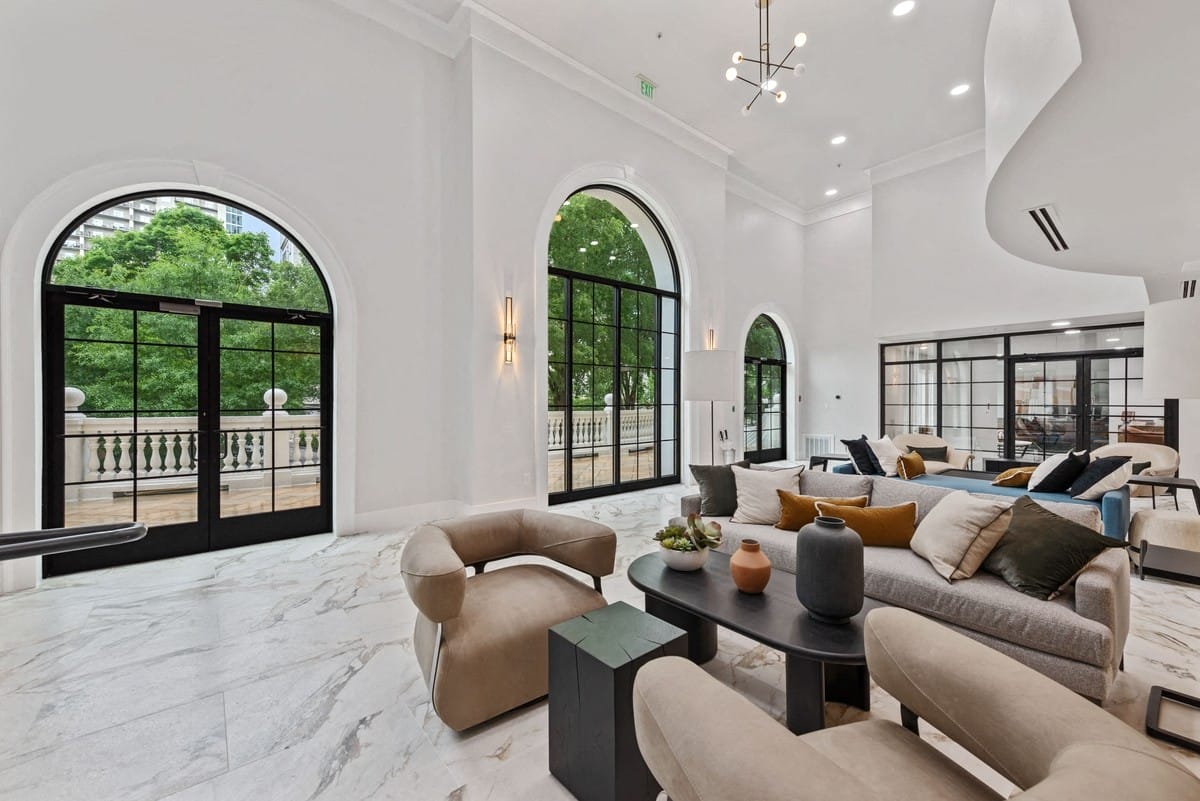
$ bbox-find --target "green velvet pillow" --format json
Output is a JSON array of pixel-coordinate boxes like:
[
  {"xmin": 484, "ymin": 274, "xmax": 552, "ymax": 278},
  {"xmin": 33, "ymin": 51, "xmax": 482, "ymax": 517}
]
[
  {"xmin": 907, "ymin": 445, "xmax": 948, "ymax": 463},
  {"xmin": 982, "ymin": 496, "xmax": 1126, "ymax": 600},
  {"xmin": 690, "ymin": 462, "xmax": 750, "ymax": 516}
]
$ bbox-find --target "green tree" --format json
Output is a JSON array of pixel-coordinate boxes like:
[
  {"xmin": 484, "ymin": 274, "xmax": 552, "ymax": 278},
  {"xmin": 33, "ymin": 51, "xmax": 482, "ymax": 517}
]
[
  {"xmin": 55, "ymin": 203, "xmax": 326, "ymax": 414},
  {"xmin": 547, "ymin": 194, "xmax": 665, "ymax": 410}
]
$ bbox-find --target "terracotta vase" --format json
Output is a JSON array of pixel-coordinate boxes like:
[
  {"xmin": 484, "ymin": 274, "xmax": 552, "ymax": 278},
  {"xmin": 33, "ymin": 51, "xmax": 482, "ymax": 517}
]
[{"xmin": 730, "ymin": 539, "xmax": 772, "ymax": 594}]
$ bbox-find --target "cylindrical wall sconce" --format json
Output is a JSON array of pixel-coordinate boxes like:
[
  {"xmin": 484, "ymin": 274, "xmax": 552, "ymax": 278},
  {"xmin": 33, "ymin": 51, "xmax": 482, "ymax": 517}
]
[{"xmin": 504, "ymin": 296, "xmax": 516, "ymax": 363}]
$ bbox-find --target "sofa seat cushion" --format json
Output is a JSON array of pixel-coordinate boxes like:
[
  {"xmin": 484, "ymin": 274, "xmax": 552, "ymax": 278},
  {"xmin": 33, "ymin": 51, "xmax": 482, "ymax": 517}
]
[
  {"xmin": 863, "ymin": 548, "xmax": 1113, "ymax": 668},
  {"xmin": 433, "ymin": 564, "xmax": 606, "ymax": 730},
  {"xmin": 804, "ymin": 720, "xmax": 1003, "ymax": 801},
  {"xmin": 701, "ymin": 516, "xmax": 800, "ymax": 571},
  {"xmin": 908, "ymin": 474, "xmax": 1098, "ymax": 509}
]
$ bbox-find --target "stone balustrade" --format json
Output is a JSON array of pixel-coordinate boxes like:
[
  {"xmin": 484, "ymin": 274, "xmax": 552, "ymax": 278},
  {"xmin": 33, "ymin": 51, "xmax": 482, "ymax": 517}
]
[{"xmin": 547, "ymin": 406, "xmax": 657, "ymax": 452}]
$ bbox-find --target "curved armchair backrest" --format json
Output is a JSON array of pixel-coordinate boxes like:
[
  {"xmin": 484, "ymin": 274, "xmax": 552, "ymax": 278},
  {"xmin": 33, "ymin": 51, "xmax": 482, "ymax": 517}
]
[
  {"xmin": 865, "ymin": 608, "xmax": 1200, "ymax": 799},
  {"xmin": 401, "ymin": 509, "xmax": 617, "ymax": 624},
  {"xmin": 1092, "ymin": 442, "xmax": 1179, "ymax": 471}
]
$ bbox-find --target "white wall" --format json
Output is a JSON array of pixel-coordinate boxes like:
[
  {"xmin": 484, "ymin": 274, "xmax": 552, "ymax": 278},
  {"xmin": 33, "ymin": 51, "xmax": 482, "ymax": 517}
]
[
  {"xmin": 872, "ymin": 151, "xmax": 1147, "ymax": 338},
  {"xmin": 0, "ymin": 0, "xmax": 812, "ymax": 592},
  {"xmin": 799, "ymin": 207, "xmax": 876, "ymax": 444}
]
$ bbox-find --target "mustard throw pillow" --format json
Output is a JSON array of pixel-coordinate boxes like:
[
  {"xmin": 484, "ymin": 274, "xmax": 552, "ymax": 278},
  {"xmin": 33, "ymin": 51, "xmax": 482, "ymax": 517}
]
[
  {"xmin": 992, "ymin": 466, "xmax": 1036, "ymax": 488},
  {"xmin": 776, "ymin": 491, "xmax": 869, "ymax": 531},
  {"xmin": 815, "ymin": 501, "xmax": 918, "ymax": 548},
  {"xmin": 897, "ymin": 451, "xmax": 926, "ymax": 480}
]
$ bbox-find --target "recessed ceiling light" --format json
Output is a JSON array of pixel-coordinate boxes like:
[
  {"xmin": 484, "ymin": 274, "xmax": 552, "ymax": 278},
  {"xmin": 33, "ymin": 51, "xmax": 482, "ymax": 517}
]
[
  {"xmin": 950, "ymin": 83, "xmax": 971, "ymax": 96},
  {"xmin": 1064, "ymin": 329, "xmax": 1081, "ymax": 335},
  {"xmin": 1051, "ymin": 320, "xmax": 1071, "ymax": 327},
  {"xmin": 892, "ymin": 1, "xmax": 916, "ymax": 16},
  {"xmin": 824, "ymin": 188, "xmax": 838, "ymax": 197},
  {"xmin": 830, "ymin": 135, "xmax": 847, "ymax": 145},
  {"xmin": 1106, "ymin": 337, "xmax": 1121, "ymax": 343},
  {"xmin": 1115, "ymin": 345, "xmax": 1127, "ymax": 351}
]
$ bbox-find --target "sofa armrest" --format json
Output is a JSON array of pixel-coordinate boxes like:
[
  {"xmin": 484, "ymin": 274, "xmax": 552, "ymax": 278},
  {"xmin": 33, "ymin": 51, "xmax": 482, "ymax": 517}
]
[
  {"xmin": 1073, "ymin": 547, "xmax": 1130, "ymax": 672},
  {"xmin": 864, "ymin": 608, "xmax": 1153, "ymax": 790},
  {"xmin": 1099, "ymin": 485, "xmax": 1131, "ymax": 541},
  {"xmin": 401, "ymin": 526, "xmax": 467, "ymax": 623},
  {"xmin": 519, "ymin": 509, "xmax": 616, "ymax": 578},
  {"xmin": 680, "ymin": 494, "xmax": 702, "ymax": 517},
  {"xmin": 633, "ymin": 656, "xmax": 879, "ymax": 801}
]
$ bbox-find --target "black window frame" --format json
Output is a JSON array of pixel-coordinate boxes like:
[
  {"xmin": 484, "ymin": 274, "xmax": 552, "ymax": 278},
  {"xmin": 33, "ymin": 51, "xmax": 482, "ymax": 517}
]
[{"xmin": 743, "ymin": 314, "xmax": 787, "ymax": 463}]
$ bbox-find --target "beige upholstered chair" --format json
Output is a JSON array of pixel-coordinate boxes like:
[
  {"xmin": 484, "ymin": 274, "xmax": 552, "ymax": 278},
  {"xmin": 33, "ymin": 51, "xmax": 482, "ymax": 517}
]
[
  {"xmin": 401, "ymin": 509, "xmax": 616, "ymax": 731},
  {"xmin": 891, "ymin": 432, "xmax": 974, "ymax": 473},
  {"xmin": 633, "ymin": 608, "xmax": 1200, "ymax": 801},
  {"xmin": 1093, "ymin": 442, "xmax": 1180, "ymax": 497}
]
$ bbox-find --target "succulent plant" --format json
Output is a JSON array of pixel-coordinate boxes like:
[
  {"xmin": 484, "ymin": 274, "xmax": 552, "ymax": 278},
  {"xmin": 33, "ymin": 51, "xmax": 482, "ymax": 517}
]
[{"xmin": 653, "ymin": 514, "xmax": 723, "ymax": 552}]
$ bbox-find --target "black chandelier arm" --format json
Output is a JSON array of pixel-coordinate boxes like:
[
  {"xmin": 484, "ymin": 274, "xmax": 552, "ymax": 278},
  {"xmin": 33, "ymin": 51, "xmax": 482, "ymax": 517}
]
[{"xmin": 735, "ymin": 75, "xmax": 761, "ymax": 88}]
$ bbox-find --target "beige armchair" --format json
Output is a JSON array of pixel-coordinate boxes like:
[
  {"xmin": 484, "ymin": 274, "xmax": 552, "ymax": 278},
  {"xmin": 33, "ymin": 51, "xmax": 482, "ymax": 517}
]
[
  {"xmin": 633, "ymin": 608, "xmax": 1200, "ymax": 801},
  {"xmin": 401, "ymin": 509, "xmax": 616, "ymax": 731},
  {"xmin": 1093, "ymin": 442, "xmax": 1180, "ymax": 497},
  {"xmin": 892, "ymin": 432, "xmax": 974, "ymax": 473}
]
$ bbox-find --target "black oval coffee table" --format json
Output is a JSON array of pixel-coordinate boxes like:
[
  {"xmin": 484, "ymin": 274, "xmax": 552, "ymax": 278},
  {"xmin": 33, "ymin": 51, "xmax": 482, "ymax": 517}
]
[{"xmin": 627, "ymin": 550, "xmax": 881, "ymax": 734}]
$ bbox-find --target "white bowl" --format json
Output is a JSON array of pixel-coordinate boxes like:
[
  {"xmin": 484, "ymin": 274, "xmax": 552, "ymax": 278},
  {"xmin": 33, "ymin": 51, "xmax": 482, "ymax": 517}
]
[{"xmin": 659, "ymin": 545, "xmax": 709, "ymax": 572}]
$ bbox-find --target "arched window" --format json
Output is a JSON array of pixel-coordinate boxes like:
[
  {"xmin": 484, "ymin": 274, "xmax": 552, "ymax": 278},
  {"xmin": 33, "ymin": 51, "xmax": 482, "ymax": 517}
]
[
  {"xmin": 42, "ymin": 191, "xmax": 333, "ymax": 575},
  {"xmin": 744, "ymin": 315, "xmax": 787, "ymax": 463},
  {"xmin": 547, "ymin": 186, "xmax": 680, "ymax": 501}
]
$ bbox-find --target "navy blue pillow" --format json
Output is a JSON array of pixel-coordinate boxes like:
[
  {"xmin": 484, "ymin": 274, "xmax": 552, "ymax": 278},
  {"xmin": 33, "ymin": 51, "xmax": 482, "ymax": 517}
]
[
  {"xmin": 1033, "ymin": 450, "xmax": 1090, "ymax": 493},
  {"xmin": 841, "ymin": 435, "xmax": 885, "ymax": 476},
  {"xmin": 1068, "ymin": 455, "xmax": 1131, "ymax": 498}
]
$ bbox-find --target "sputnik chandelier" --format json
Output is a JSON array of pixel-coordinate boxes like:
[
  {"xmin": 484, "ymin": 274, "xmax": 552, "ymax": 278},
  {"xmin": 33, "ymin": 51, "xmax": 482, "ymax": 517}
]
[{"xmin": 724, "ymin": 0, "xmax": 807, "ymax": 115}]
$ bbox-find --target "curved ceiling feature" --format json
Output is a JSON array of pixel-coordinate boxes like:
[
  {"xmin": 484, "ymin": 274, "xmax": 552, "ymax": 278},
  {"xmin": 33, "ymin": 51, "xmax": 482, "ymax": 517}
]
[{"xmin": 984, "ymin": 0, "xmax": 1200, "ymax": 295}]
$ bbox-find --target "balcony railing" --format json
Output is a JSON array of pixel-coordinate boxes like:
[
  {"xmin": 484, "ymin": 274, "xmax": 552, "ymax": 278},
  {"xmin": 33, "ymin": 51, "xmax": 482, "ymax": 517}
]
[{"xmin": 547, "ymin": 407, "xmax": 656, "ymax": 452}]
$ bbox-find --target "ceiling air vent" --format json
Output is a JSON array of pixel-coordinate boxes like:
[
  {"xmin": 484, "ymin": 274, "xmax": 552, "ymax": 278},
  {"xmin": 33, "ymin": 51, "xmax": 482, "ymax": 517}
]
[{"xmin": 1026, "ymin": 205, "xmax": 1069, "ymax": 252}]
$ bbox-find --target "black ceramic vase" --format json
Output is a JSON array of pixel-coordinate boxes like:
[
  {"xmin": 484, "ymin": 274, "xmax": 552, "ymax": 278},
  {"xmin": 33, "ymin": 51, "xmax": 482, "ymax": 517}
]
[{"xmin": 795, "ymin": 516, "xmax": 864, "ymax": 624}]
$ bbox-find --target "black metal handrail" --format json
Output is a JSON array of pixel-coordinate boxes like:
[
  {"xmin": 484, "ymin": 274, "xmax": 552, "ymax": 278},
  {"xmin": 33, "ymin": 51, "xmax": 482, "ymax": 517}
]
[{"xmin": 0, "ymin": 522, "xmax": 147, "ymax": 561}]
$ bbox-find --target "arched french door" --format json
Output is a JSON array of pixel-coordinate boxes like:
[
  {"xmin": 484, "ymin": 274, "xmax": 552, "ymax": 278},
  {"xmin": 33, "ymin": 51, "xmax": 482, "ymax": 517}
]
[
  {"xmin": 41, "ymin": 191, "xmax": 333, "ymax": 574},
  {"xmin": 546, "ymin": 186, "xmax": 681, "ymax": 502},
  {"xmin": 743, "ymin": 315, "xmax": 787, "ymax": 463}
]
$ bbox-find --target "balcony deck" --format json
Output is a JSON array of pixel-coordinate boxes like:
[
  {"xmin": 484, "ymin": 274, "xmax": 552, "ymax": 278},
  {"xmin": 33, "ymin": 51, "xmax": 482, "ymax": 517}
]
[{"xmin": 63, "ymin": 483, "xmax": 321, "ymax": 528}]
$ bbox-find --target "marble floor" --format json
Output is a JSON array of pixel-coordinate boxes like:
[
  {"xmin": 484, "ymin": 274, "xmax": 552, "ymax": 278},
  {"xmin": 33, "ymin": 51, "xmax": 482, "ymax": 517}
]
[{"xmin": 1, "ymin": 486, "xmax": 1198, "ymax": 801}]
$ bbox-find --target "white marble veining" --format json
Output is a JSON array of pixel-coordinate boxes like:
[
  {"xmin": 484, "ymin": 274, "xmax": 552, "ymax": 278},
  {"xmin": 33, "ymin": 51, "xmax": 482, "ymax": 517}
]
[{"xmin": 0, "ymin": 485, "xmax": 1197, "ymax": 800}]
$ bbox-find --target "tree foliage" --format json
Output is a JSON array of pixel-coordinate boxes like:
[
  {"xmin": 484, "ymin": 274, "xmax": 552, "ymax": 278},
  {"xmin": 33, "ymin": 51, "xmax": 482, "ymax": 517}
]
[
  {"xmin": 547, "ymin": 194, "xmax": 674, "ymax": 410},
  {"xmin": 55, "ymin": 204, "xmax": 325, "ymax": 414}
]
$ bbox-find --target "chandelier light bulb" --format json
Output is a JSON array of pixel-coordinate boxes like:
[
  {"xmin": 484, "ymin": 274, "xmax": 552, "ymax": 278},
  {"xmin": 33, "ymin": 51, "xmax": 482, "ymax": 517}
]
[
  {"xmin": 741, "ymin": 104, "xmax": 753, "ymax": 117},
  {"xmin": 793, "ymin": 62, "xmax": 806, "ymax": 76},
  {"xmin": 775, "ymin": 91, "xmax": 787, "ymax": 103},
  {"xmin": 794, "ymin": 32, "xmax": 807, "ymax": 48},
  {"xmin": 725, "ymin": 67, "xmax": 738, "ymax": 82},
  {"xmin": 732, "ymin": 51, "xmax": 744, "ymax": 64},
  {"xmin": 762, "ymin": 78, "xmax": 778, "ymax": 92}
]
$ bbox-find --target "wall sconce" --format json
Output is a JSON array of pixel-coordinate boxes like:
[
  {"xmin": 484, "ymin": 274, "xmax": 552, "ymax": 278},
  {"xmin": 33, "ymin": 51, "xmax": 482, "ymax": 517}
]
[
  {"xmin": 705, "ymin": 328, "xmax": 717, "ymax": 350},
  {"xmin": 504, "ymin": 296, "xmax": 516, "ymax": 363}
]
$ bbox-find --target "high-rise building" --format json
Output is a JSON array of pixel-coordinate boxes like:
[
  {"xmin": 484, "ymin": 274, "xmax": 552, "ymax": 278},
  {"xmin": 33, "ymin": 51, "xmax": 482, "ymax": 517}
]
[{"xmin": 56, "ymin": 196, "xmax": 238, "ymax": 261}]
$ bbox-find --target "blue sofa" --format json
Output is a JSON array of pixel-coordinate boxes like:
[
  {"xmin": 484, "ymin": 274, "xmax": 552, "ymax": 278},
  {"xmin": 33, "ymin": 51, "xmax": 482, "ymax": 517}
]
[{"xmin": 831, "ymin": 463, "xmax": 1130, "ymax": 540}]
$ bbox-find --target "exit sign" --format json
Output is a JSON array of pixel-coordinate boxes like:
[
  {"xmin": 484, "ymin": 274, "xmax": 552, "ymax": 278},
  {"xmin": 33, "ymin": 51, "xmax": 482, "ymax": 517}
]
[{"xmin": 637, "ymin": 74, "xmax": 656, "ymax": 100}]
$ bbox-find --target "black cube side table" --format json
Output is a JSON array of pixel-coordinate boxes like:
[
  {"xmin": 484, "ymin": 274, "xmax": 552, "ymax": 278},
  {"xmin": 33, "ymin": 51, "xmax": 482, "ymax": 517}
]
[{"xmin": 548, "ymin": 601, "xmax": 687, "ymax": 801}]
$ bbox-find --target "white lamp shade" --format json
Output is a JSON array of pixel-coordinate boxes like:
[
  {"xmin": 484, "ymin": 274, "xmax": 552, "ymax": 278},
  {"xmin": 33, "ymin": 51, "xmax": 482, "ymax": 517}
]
[
  {"xmin": 682, "ymin": 349, "xmax": 739, "ymax": 402},
  {"xmin": 1144, "ymin": 298, "xmax": 1200, "ymax": 399}
]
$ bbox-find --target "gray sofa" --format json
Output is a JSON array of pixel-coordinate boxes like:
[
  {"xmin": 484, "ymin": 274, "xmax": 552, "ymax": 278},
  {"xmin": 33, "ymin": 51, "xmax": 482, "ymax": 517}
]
[{"xmin": 675, "ymin": 470, "xmax": 1131, "ymax": 701}]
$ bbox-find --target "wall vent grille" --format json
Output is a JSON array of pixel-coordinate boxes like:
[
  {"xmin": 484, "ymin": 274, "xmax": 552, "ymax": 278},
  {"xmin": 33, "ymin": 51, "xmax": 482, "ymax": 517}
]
[
  {"xmin": 1027, "ymin": 205, "xmax": 1069, "ymax": 252},
  {"xmin": 1183, "ymin": 279, "xmax": 1197, "ymax": 299}
]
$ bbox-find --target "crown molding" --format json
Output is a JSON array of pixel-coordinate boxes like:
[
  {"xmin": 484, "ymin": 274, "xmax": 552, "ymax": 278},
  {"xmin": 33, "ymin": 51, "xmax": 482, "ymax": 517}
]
[
  {"xmin": 724, "ymin": 173, "xmax": 805, "ymax": 225},
  {"xmin": 326, "ymin": 0, "xmax": 467, "ymax": 57},
  {"xmin": 865, "ymin": 128, "xmax": 985, "ymax": 187},
  {"xmin": 801, "ymin": 190, "xmax": 873, "ymax": 225},
  {"xmin": 458, "ymin": 2, "xmax": 732, "ymax": 170}
]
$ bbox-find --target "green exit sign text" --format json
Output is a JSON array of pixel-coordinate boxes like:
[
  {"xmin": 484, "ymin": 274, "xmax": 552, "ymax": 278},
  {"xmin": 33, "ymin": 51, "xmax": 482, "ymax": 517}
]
[{"xmin": 637, "ymin": 74, "xmax": 656, "ymax": 100}]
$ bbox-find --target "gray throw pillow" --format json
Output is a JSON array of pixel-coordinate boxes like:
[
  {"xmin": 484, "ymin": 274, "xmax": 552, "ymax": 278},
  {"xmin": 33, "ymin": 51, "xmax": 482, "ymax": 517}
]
[{"xmin": 690, "ymin": 461, "xmax": 750, "ymax": 516}]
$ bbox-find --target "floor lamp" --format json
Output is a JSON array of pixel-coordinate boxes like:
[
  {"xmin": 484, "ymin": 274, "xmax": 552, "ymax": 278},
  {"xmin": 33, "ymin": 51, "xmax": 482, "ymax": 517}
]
[{"xmin": 682, "ymin": 349, "xmax": 738, "ymax": 465}]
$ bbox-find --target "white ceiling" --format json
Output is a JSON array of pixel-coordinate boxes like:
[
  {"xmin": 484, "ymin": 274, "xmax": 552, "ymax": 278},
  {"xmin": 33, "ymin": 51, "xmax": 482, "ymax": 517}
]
[{"xmin": 467, "ymin": 0, "xmax": 994, "ymax": 209}]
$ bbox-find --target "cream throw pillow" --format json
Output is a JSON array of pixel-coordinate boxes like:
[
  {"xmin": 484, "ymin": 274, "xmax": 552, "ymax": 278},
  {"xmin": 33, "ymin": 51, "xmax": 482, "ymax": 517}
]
[
  {"xmin": 730, "ymin": 465, "xmax": 804, "ymax": 524},
  {"xmin": 867, "ymin": 436, "xmax": 903, "ymax": 477},
  {"xmin": 910, "ymin": 490, "xmax": 1011, "ymax": 581}
]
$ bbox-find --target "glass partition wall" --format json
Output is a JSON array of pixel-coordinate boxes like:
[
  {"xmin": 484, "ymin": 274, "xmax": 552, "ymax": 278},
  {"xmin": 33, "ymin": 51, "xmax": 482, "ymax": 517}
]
[{"xmin": 881, "ymin": 324, "xmax": 1175, "ymax": 463}]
